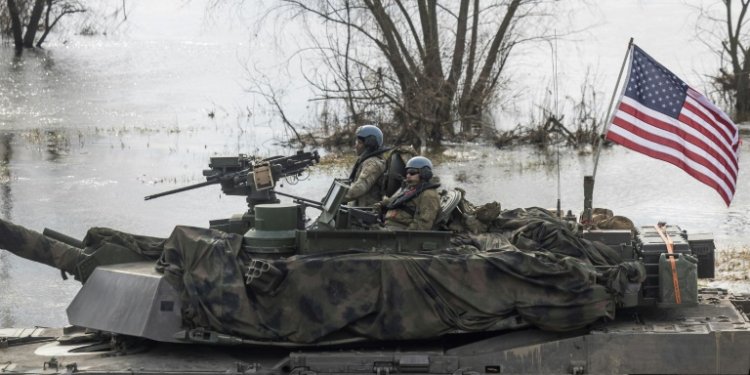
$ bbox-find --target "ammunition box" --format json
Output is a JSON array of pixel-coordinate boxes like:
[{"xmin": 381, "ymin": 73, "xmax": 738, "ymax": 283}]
[
  {"xmin": 619, "ymin": 243, "xmax": 635, "ymax": 261},
  {"xmin": 208, "ymin": 156, "xmax": 241, "ymax": 168},
  {"xmin": 637, "ymin": 225, "xmax": 691, "ymax": 302},
  {"xmin": 583, "ymin": 229, "xmax": 633, "ymax": 246},
  {"xmin": 687, "ymin": 233, "xmax": 716, "ymax": 279},
  {"xmin": 638, "ymin": 225, "xmax": 691, "ymax": 252},
  {"xmin": 583, "ymin": 229, "xmax": 634, "ymax": 260}
]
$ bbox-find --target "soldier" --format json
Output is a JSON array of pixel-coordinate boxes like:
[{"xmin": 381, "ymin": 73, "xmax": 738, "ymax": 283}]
[
  {"xmin": 374, "ymin": 156, "xmax": 440, "ymax": 231},
  {"xmin": 344, "ymin": 125, "xmax": 387, "ymax": 207}
]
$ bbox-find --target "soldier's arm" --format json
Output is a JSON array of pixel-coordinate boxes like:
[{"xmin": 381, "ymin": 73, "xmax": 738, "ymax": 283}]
[
  {"xmin": 381, "ymin": 195, "xmax": 392, "ymax": 205},
  {"xmin": 344, "ymin": 158, "xmax": 385, "ymax": 201},
  {"xmin": 408, "ymin": 191, "xmax": 440, "ymax": 230}
]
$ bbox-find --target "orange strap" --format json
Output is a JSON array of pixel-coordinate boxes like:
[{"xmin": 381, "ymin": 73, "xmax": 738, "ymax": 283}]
[{"xmin": 654, "ymin": 225, "xmax": 681, "ymax": 304}]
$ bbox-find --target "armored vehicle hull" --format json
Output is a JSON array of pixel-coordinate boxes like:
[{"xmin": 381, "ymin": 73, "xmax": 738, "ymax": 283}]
[
  {"xmin": 2, "ymin": 217, "xmax": 748, "ymax": 374},
  {"xmin": 3, "ymin": 289, "xmax": 750, "ymax": 374}
]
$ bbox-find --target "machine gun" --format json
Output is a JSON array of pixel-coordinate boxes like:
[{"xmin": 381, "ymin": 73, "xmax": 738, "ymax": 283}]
[
  {"xmin": 274, "ymin": 181, "xmax": 380, "ymax": 230},
  {"xmin": 145, "ymin": 150, "xmax": 320, "ymax": 234}
]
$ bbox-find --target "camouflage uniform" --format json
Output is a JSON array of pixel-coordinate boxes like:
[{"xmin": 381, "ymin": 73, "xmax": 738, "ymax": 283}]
[
  {"xmin": 344, "ymin": 154, "xmax": 386, "ymax": 207},
  {"xmin": 381, "ymin": 177, "xmax": 441, "ymax": 230}
]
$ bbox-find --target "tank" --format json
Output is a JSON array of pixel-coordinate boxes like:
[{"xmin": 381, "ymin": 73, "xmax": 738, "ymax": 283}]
[{"xmin": 2, "ymin": 150, "xmax": 750, "ymax": 375}]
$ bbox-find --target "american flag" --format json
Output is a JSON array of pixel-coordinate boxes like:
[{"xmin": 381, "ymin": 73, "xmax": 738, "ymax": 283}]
[{"xmin": 607, "ymin": 45, "xmax": 741, "ymax": 206}]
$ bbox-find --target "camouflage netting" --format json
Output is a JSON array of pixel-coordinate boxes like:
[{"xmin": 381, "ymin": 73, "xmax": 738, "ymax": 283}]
[
  {"xmin": 0, "ymin": 219, "xmax": 163, "ymax": 281},
  {"xmin": 0, "ymin": 218, "xmax": 86, "ymax": 277},
  {"xmin": 153, "ymin": 207, "xmax": 645, "ymax": 344},
  {"xmin": 0, "ymin": 205, "xmax": 645, "ymax": 345}
]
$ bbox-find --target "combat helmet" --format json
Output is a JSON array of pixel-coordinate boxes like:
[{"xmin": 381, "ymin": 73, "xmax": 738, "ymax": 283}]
[
  {"xmin": 406, "ymin": 156, "xmax": 433, "ymax": 181},
  {"xmin": 355, "ymin": 124, "xmax": 383, "ymax": 150}
]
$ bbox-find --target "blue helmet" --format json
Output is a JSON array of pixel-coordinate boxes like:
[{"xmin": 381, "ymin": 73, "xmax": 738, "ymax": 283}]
[
  {"xmin": 406, "ymin": 156, "xmax": 433, "ymax": 181},
  {"xmin": 355, "ymin": 124, "xmax": 383, "ymax": 149},
  {"xmin": 406, "ymin": 156, "xmax": 433, "ymax": 170}
]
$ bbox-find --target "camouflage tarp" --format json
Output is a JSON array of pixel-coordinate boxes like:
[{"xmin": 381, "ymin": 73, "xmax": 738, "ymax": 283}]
[
  {"xmin": 0, "ymin": 208, "xmax": 645, "ymax": 345},
  {"xmin": 0, "ymin": 219, "xmax": 163, "ymax": 281},
  {"xmin": 154, "ymin": 207, "xmax": 645, "ymax": 344},
  {"xmin": 82, "ymin": 227, "xmax": 165, "ymax": 259},
  {"xmin": 0, "ymin": 218, "xmax": 85, "ymax": 277}
]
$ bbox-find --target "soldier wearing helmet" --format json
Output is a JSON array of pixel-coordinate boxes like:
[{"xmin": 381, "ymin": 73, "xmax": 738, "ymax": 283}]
[
  {"xmin": 374, "ymin": 156, "xmax": 441, "ymax": 231},
  {"xmin": 344, "ymin": 125, "xmax": 388, "ymax": 207}
]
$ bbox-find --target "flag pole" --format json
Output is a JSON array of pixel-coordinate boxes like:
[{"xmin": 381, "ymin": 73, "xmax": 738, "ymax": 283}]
[
  {"xmin": 583, "ymin": 38, "xmax": 634, "ymax": 224},
  {"xmin": 592, "ymin": 37, "xmax": 634, "ymax": 179}
]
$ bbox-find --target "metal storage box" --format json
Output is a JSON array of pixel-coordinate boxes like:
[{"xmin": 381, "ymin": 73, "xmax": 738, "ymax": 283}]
[
  {"xmin": 583, "ymin": 229, "xmax": 633, "ymax": 246},
  {"xmin": 687, "ymin": 233, "xmax": 716, "ymax": 279},
  {"xmin": 583, "ymin": 229, "xmax": 635, "ymax": 260},
  {"xmin": 637, "ymin": 225, "xmax": 691, "ymax": 302}
]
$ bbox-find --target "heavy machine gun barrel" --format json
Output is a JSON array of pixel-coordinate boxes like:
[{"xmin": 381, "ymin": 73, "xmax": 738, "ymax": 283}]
[
  {"xmin": 274, "ymin": 190, "xmax": 323, "ymax": 207},
  {"xmin": 144, "ymin": 180, "xmax": 223, "ymax": 201},
  {"xmin": 43, "ymin": 227, "xmax": 84, "ymax": 249}
]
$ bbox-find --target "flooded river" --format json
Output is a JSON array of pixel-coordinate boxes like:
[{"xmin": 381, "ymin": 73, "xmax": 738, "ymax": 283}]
[{"xmin": 1, "ymin": 4, "xmax": 749, "ymax": 328}]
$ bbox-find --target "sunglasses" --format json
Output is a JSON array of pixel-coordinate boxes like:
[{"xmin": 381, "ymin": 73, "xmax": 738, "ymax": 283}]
[{"xmin": 406, "ymin": 170, "xmax": 419, "ymax": 176}]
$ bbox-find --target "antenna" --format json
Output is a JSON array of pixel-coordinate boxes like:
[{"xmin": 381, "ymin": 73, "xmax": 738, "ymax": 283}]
[{"xmin": 552, "ymin": 31, "xmax": 562, "ymax": 218}]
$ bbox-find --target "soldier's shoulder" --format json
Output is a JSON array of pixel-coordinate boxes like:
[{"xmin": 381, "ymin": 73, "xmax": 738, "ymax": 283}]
[
  {"xmin": 363, "ymin": 156, "xmax": 386, "ymax": 169},
  {"xmin": 422, "ymin": 187, "xmax": 441, "ymax": 199}
]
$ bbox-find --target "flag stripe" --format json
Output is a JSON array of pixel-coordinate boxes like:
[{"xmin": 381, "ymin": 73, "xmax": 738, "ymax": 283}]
[
  {"xmin": 686, "ymin": 88, "xmax": 738, "ymax": 142},
  {"xmin": 617, "ymin": 99, "xmax": 738, "ymax": 182},
  {"xmin": 678, "ymin": 110, "xmax": 739, "ymax": 175},
  {"xmin": 606, "ymin": 129, "xmax": 733, "ymax": 205},
  {"xmin": 684, "ymin": 94, "xmax": 739, "ymax": 155},
  {"xmin": 611, "ymin": 109, "xmax": 736, "ymax": 192}
]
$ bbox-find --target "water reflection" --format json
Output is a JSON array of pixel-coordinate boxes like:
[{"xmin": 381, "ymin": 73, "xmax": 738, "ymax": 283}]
[
  {"xmin": 0, "ymin": 250, "xmax": 11, "ymax": 328},
  {"xmin": 10, "ymin": 52, "xmax": 24, "ymax": 72},
  {"xmin": 0, "ymin": 133, "xmax": 12, "ymax": 221},
  {"xmin": 37, "ymin": 49, "xmax": 56, "ymax": 71},
  {"xmin": 44, "ymin": 130, "xmax": 70, "ymax": 162},
  {"xmin": 0, "ymin": 134, "xmax": 12, "ymax": 328}
]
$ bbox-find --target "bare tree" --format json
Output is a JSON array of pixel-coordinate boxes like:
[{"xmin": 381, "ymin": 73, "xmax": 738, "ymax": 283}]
[
  {"xmin": 36, "ymin": 0, "xmax": 87, "ymax": 47},
  {"xmin": 2, "ymin": 0, "xmax": 86, "ymax": 52},
  {"xmin": 275, "ymin": 0, "xmax": 548, "ymax": 149},
  {"xmin": 22, "ymin": 0, "xmax": 44, "ymax": 47},
  {"xmin": 696, "ymin": 0, "xmax": 750, "ymax": 122},
  {"xmin": 5, "ymin": 0, "xmax": 25, "ymax": 52}
]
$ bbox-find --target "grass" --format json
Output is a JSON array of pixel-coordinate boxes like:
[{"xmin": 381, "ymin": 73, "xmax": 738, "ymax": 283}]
[{"xmin": 714, "ymin": 246, "xmax": 750, "ymax": 281}]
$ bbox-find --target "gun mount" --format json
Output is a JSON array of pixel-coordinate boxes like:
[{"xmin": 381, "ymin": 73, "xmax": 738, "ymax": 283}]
[{"xmin": 145, "ymin": 150, "xmax": 320, "ymax": 234}]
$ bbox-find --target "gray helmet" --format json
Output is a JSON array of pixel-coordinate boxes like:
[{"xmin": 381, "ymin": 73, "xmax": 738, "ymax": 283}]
[
  {"xmin": 355, "ymin": 125, "xmax": 383, "ymax": 149},
  {"xmin": 405, "ymin": 156, "xmax": 433, "ymax": 180}
]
